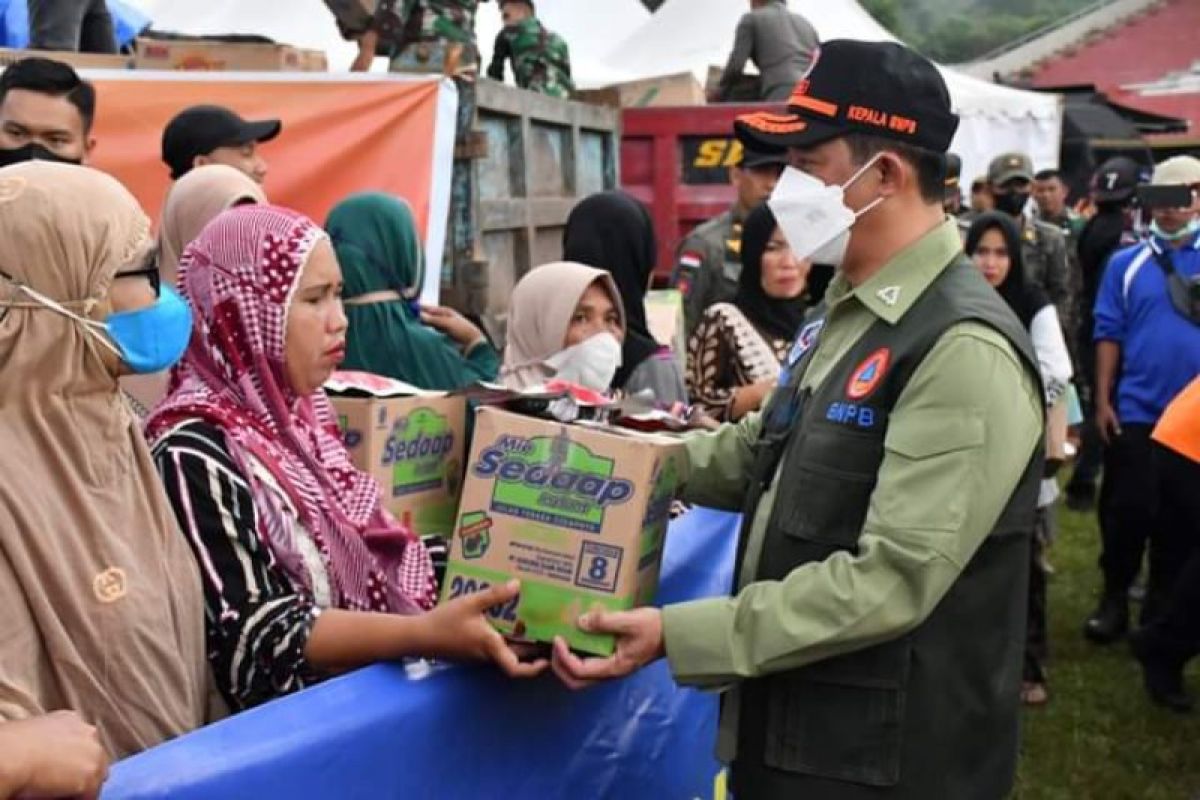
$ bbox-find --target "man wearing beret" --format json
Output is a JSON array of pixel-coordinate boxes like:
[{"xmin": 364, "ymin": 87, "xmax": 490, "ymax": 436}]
[{"xmin": 551, "ymin": 39, "xmax": 1043, "ymax": 800}]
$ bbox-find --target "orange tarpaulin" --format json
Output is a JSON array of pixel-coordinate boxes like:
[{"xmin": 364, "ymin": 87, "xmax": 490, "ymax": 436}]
[
  {"xmin": 84, "ymin": 71, "xmax": 456, "ymax": 300},
  {"xmin": 1154, "ymin": 376, "xmax": 1200, "ymax": 464}
]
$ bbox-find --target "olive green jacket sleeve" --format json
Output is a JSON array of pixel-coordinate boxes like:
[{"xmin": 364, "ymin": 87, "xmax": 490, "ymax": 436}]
[
  {"xmin": 678, "ymin": 411, "xmax": 762, "ymax": 512},
  {"xmin": 662, "ymin": 322, "xmax": 1042, "ymax": 688}
]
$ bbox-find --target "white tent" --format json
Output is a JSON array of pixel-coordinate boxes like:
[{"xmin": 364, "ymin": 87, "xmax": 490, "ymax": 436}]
[{"xmin": 605, "ymin": 0, "xmax": 1063, "ymax": 188}]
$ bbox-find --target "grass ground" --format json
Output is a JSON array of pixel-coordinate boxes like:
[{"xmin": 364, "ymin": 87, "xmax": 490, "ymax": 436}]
[{"xmin": 1013, "ymin": 503, "xmax": 1200, "ymax": 799}]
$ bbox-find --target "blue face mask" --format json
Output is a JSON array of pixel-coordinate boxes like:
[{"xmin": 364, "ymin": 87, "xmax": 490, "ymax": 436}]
[
  {"xmin": 104, "ymin": 284, "xmax": 194, "ymax": 373},
  {"xmin": 15, "ymin": 281, "xmax": 193, "ymax": 375}
]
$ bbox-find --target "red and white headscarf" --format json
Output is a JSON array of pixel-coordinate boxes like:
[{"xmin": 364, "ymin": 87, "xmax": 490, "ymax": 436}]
[{"xmin": 146, "ymin": 205, "xmax": 437, "ymax": 613}]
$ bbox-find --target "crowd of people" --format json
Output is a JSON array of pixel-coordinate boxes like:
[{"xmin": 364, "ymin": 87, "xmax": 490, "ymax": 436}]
[{"xmin": 0, "ymin": 16, "xmax": 1198, "ymax": 800}]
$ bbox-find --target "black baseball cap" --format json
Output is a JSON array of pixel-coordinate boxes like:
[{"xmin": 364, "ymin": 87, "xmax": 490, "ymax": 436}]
[
  {"xmin": 162, "ymin": 105, "xmax": 281, "ymax": 179},
  {"xmin": 735, "ymin": 39, "xmax": 960, "ymax": 155},
  {"xmin": 739, "ymin": 144, "xmax": 788, "ymax": 170},
  {"xmin": 1090, "ymin": 156, "xmax": 1142, "ymax": 203}
]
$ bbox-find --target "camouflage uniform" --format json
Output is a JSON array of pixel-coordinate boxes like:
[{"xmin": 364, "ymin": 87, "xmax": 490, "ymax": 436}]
[
  {"xmin": 1021, "ymin": 217, "xmax": 1078, "ymax": 354},
  {"xmin": 323, "ymin": 0, "xmax": 484, "ymax": 64},
  {"xmin": 324, "ymin": 0, "xmax": 488, "ymax": 315},
  {"xmin": 672, "ymin": 208, "xmax": 746, "ymax": 338},
  {"xmin": 486, "ymin": 16, "xmax": 574, "ymax": 98}
]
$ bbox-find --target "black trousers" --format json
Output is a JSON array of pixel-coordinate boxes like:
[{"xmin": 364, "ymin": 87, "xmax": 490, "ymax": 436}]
[
  {"xmin": 1024, "ymin": 509, "xmax": 1051, "ymax": 684},
  {"xmin": 28, "ymin": 0, "xmax": 117, "ymax": 53},
  {"xmin": 1139, "ymin": 447, "xmax": 1200, "ymax": 661},
  {"xmin": 1097, "ymin": 425, "xmax": 1192, "ymax": 620}
]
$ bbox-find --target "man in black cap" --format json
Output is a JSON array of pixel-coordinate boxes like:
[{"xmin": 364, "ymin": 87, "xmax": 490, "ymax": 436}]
[
  {"xmin": 550, "ymin": 39, "xmax": 1043, "ymax": 800},
  {"xmin": 673, "ymin": 143, "xmax": 787, "ymax": 335},
  {"xmin": 1066, "ymin": 156, "xmax": 1144, "ymax": 513},
  {"xmin": 161, "ymin": 105, "xmax": 281, "ymax": 184}
]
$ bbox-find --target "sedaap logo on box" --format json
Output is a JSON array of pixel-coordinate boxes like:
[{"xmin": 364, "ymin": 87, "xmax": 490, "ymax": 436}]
[
  {"xmin": 471, "ymin": 430, "xmax": 635, "ymax": 534},
  {"xmin": 382, "ymin": 408, "xmax": 456, "ymax": 497}
]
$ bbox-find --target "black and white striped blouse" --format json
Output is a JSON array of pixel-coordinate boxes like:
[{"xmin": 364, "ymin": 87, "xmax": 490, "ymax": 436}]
[{"xmin": 152, "ymin": 421, "xmax": 323, "ymax": 712}]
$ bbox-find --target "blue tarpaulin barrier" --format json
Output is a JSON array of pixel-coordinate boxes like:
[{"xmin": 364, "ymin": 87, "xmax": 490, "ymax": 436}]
[
  {"xmin": 101, "ymin": 506, "xmax": 741, "ymax": 800},
  {"xmin": 1, "ymin": 0, "xmax": 149, "ymax": 50}
]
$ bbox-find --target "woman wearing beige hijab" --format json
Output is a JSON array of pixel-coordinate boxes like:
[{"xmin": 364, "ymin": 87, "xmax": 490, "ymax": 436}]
[
  {"xmin": 0, "ymin": 162, "xmax": 208, "ymax": 762},
  {"xmin": 501, "ymin": 261, "xmax": 626, "ymax": 391},
  {"xmin": 123, "ymin": 164, "xmax": 267, "ymax": 415},
  {"xmin": 159, "ymin": 163, "xmax": 267, "ymax": 284}
]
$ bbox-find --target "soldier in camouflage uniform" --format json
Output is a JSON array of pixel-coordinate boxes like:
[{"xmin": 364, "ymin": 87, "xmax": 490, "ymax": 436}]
[
  {"xmin": 486, "ymin": 0, "xmax": 574, "ymax": 99},
  {"xmin": 323, "ymin": 0, "xmax": 486, "ymax": 75},
  {"xmin": 324, "ymin": 0, "xmax": 490, "ymax": 316},
  {"xmin": 987, "ymin": 152, "xmax": 1079, "ymax": 356},
  {"xmin": 671, "ymin": 144, "xmax": 787, "ymax": 337}
]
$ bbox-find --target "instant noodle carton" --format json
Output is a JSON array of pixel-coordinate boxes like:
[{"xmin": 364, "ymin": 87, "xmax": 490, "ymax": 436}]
[
  {"xmin": 326, "ymin": 372, "xmax": 466, "ymax": 540},
  {"xmin": 442, "ymin": 407, "xmax": 685, "ymax": 656}
]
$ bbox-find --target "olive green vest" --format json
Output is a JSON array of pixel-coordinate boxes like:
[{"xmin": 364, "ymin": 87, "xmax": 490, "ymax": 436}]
[{"xmin": 734, "ymin": 257, "xmax": 1044, "ymax": 799}]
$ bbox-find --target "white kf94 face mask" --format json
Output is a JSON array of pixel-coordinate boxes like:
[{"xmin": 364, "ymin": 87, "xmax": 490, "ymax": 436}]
[
  {"xmin": 544, "ymin": 331, "xmax": 623, "ymax": 391},
  {"xmin": 768, "ymin": 155, "xmax": 886, "ymax": 267}
]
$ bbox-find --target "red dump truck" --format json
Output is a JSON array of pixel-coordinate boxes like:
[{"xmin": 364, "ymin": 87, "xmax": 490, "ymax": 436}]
[{"xmin": 620, "ymin": 103, "xmax": 771, "ymax": 283}]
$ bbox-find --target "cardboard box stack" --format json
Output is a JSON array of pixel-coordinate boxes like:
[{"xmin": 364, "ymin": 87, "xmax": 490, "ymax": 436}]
[
  {"xmin": 0, "ymin": 47, "xmax": 130, "ymax": 70},
  {"xmin": 134, "ymin": 38, "xmax": 327, "ymax": 72},
  {"xmin": 577, "ymin": 71, "xmax": 707, "ymax": 108},
  {"xmin": 442, "ymin": 407, "xmax": 684, "ymax": 655},
  {"xmin": 326, "ymin": 372, "xmax": 466, "ymax": 540}
]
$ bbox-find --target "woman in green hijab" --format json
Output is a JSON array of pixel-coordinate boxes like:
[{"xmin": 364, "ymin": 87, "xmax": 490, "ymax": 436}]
[{"xmin": 326, "ymin": 193, "xmax": 499, "ymax": 390}]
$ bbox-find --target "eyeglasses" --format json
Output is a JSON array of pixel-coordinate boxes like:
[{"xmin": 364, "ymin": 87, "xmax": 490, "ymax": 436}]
[{"xmin": 114, "ymin": 252, "xmax": 162, "ymax": 297}]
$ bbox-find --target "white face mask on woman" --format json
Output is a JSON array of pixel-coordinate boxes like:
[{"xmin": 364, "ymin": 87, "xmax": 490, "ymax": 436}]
[{"xmin": 543, "ymin": 331, "xmax": 623, "ymax": 391}]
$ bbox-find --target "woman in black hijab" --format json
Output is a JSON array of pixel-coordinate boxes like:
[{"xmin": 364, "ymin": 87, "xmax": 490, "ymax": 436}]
[
  {"xmin": 964, "ymin": 211, "xmax": 1050, "ymax": 329},
  {"xmin": 563, "ymin": 191, "xmax": 688, "ymax": 404},
  {"xmin": 965, "ymin": 211, "xmax": 1074, "ymax": 707},
  {"xmin": 686, "ymin": 203, "xmax": 810, "ymax": 421}
]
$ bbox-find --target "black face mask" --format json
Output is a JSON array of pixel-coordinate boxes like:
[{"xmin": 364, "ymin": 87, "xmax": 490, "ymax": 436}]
[
  {"xmin": 993, "ymin": 190, "xmax": 1031, "ymax": 217},
  {"xmin": 0, "ymin": 142, "xmax": 83, "ymax": 169}
]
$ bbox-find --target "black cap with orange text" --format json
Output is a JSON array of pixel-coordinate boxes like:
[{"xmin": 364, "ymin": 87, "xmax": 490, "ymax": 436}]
[{"xmin": 735, "ymin": 39, "xmax": 960, "ymax": 155}]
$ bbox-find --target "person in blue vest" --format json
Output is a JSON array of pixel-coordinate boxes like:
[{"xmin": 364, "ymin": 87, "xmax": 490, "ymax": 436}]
[
  {"xmin": 550, "ymin": 40, "xmax": 1044, "ymax": 800},
  {"xmin": 1083, "ymin": 155, "xmax": 1200, "ymax": 644}
]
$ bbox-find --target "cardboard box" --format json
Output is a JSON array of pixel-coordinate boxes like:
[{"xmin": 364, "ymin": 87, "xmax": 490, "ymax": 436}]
[
  {"xmin": 134, "ymin": 38, "xmax": 327, "ymax": 72},
  {"xmin": 443, "ymin": 407, "xmax": 685, "ymax": 655},
  {"xmin": 326, "ymin": 373, "xmax": 467, "ymax": 539},
  {"xmin": 0, "ymin": 48, "xmax": 130, "ymax": 71},
  {"xmin": 704, "ymin": 64, "xmax": 760, "ymax": 103},
  {"xmin": 645, "ymin": 288, "xmax": 686, "ymax": 374},
  {"xmin": 580, "ymin": 71, "xmax": 707, "ymax": 109}
]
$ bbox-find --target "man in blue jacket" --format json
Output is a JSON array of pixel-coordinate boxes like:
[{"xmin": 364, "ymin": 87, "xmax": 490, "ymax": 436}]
[{"xmin": 1085, "ymin": 156, "xmax": 1200, "ymax": 644}]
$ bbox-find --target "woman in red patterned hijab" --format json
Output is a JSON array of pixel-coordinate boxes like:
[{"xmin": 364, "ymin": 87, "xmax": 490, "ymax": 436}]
[{"xmin": 147, "ymin": 205, "xmax": 544, "ymax": 710}]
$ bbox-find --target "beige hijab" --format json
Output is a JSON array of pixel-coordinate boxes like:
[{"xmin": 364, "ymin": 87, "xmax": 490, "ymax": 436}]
[
  {"xmin": 0, "ymin": 162, "xmax": 208, "ymax": 758},
  {"xmin": 158, "ymin": 163, "xmax": 267, "ymax": 284},
  {"xmin": 122, "ymin": 165, "xmax": 267, "ymax": 414},
  {"xmin": 501, "ymin": 261, "xmax": 624, "ymax": 389}
]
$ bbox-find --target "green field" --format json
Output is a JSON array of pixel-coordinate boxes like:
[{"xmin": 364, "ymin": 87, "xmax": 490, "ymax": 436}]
[{"xmin": 1014, "ymin": 504, "xmax": 1200, "ymax": 799}]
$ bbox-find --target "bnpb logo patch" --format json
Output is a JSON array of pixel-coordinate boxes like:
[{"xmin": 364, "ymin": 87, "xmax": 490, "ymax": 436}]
[{"xmin": 846, "ymin": 348, "xmax": 890, "ymax": 401}]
